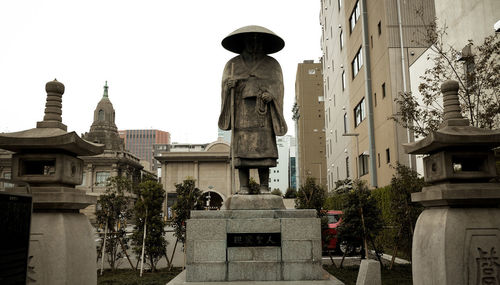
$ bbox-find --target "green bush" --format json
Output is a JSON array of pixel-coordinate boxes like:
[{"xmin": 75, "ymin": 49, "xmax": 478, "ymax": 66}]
[
  {"xmin": 271, "ymin": 188, "xmax": 283, "ymax": 196},
  {"xmin": 284, "ymin": 187, "xmax": 297, "ymax": 198}
]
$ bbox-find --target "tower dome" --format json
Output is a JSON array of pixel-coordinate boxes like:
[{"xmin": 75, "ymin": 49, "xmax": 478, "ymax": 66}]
[
  {"xmin": 83, "ymin": 82, "xmax": 124, "ymax": 150},
  {"xmin": 90, "ymin": 81, "xmax": 118, "ymax": 133}
]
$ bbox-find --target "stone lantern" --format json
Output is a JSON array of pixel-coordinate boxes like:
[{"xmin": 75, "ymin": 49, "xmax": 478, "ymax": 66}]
[
  {"xmin": 0, "ymin": 80, "xmax": 103, "ymax": 284},
  {"xmin": 404, "ymin": 80, "xmax": 500, "ymax": 285}
]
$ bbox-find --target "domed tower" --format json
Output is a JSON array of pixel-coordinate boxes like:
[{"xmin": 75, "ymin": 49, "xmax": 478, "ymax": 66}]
[{"xmin": 83, "ymin": 81, "xmax": 124, "ymax": 150}]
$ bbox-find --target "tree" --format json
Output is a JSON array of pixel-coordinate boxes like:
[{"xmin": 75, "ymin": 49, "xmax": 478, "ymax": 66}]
[
  {"xmin": 388, "ymin": 163, "xmax": 425, "ymax": 267},
  {"xmin": 170, "ymin": 178, "xmax": 204, "ymax": 246},
  {"xmin": 392, "ymin": 12, "xmax": 500, "ymax": 137},
  {"xmin": 295, "ymin": 177, "xmax": 332, "ymax": 258},
  {"xmin": 295, "ymin": 177, "xmax": 326, "ymax": 216},
  {"xmin": 131, "ymin": 178, "xmax": 166, "ymax": 272},
  {"xmin": 337, "ymin": 180, "xmax": 383, "ymax": 266},
  {"xmin": 95, "ymin": 176, "xmax": 134, "ymax": 271}
]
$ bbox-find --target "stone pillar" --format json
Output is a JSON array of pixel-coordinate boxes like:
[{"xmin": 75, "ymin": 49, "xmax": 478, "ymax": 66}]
[{"xmin": 194, "ymin": 161, "xmax": 199, "ymax": 187}]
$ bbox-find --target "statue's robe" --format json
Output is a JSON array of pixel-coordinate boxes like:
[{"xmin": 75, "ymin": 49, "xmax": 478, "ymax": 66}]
[{"xmin": 218, "ymin": 54, "xmax": 287, "ymax": 168}]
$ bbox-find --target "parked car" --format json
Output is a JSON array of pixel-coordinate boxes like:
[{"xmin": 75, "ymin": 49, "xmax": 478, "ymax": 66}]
[
  {"xmin": 323, "ymin": 210, "xmax": 342, "ymax": 252},
  {"xmin": 323, "ymin": 210, "xmax": 364, "ymax": 256}
]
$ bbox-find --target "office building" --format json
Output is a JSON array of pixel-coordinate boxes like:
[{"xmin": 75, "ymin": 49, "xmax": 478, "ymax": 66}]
[
  {"xmin": 269, "ymin": 135, "xmax": 293, "ymax": 193},
  {"xmin": 293, "ymin": 60, "xmax": 327, "ymax": 188},
  {"xmin": 119, "ymin": 129, "xmax": 171, "ymax": 172}
]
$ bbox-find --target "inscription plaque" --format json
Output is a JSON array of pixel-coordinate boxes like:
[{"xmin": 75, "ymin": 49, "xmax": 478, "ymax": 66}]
[{"xmin": 227, "ymin": 233, "xmax": 281, "ymax": 247}]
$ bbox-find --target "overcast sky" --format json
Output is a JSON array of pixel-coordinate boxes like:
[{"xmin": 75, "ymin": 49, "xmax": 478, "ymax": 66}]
[{"xmin": 0, "ymin": 0, "xmax": 322, "ymax": 144}]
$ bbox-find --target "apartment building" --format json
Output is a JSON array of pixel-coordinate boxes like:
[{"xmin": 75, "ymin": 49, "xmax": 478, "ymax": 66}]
[{"xmin": 320, "ymin": 0, "xmax": 435, "ymax": 189}]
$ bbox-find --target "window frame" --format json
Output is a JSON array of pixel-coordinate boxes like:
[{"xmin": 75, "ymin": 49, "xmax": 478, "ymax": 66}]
[
  {"xmin": 354, "ymin": 97, "xmax": 366, "ymax": 127},
  {"xmin": 351, "ymin": 47, "xmax": 363, "ymax": 78},
  {"xmin": 359, "ymin": 154, "xmax": 369, "ymax": 176}
]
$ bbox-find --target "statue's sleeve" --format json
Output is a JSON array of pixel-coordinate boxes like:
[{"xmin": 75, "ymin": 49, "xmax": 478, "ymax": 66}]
[
  {"xmin": 267, "ymin": 58, "xmax": 288, "ymax": 136},
  {"xmin": 218, "ymin": 60, "xmax": 232, "ymax": 130}
]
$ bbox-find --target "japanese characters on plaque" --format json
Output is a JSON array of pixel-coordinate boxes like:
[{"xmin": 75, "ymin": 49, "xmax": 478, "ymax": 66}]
[
  {"xmin": 227, "ymin": 233, "xmax": 281, "ymax": 247},
  {"xmin": 476, "ymin": 247, "xmax": 500, "ymax": 285}
]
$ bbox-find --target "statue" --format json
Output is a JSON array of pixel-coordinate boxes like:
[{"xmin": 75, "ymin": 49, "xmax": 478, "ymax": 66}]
[{"xmin": 218, "ymin": 25, "xmax": 287, "ymax": 194}]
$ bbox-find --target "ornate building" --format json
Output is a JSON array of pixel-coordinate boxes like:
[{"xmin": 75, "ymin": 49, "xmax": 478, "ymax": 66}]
[{"xmin": 77, "ymin": 82, "xmax": 144, "ymax": 222}]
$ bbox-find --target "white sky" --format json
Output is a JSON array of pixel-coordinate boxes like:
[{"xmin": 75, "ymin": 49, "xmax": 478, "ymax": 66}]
[{"xmin": 0, "ymin": 0, "xmax": 322, "ymax": 144}]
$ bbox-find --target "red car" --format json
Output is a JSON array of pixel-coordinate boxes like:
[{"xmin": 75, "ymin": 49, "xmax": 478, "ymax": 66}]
[{"xmin": 323, "ymin": 210, "xmax": 342, "ymax": 252}]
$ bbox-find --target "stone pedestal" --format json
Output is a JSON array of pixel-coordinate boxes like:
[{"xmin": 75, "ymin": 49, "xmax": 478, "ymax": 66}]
[
  {"xmin": 185, "ymin": 208, "xmax": 325, "ymax": 282},
  {"xmin": 167, "ymin": 194, "xmax": 343, "ymax": 284},
  {"xmin": 9, "ymin": 186, "xmax": 98, "ymax": 285},
  {"xmin": 28, "ymin": 212, "xmax": 96, "ymax": 284},
  {"xmin": 412, "ymin": 206, "xmax": 500, "ymax": 284}
]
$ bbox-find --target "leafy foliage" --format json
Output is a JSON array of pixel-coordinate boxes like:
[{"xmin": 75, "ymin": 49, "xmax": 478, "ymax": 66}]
[
  {"xmin": 248, "ymin": 177, "xmax": 261, "ymax": 194},
  {"xmin": 131, "ymin": 178, "xmax": 166, "ymax": 272},
  {"xmin": 391, "ymin": 13, "xmax": 500, "ymax": 137},
  {"xmin": 170, "ymin": 178, "xmax": 204, "ymax": 245},
  {"xmin": 337, "ymin": 180, "xmax": 383, "ymax": 258},
  {"xmin": 388, "ymin": 163, "xmax": 425, "ymax": 260},
  {"xmin": 96, "ymin": 176, "xmax": 133, "ymax": 271},
  {"xmin": 295, "ymin": 177, "xmax": 326, "ymax": 217},
  {"xmin": 271, "ymin": 188, "xmax": 283, "ymax": 196},
  {"xmin": 284, "ymin": 187, "xmax": 297, "ymax": 198},
  {"xmin": 295, "ymin": 177, "xmax": 331, "ymax": 253}
]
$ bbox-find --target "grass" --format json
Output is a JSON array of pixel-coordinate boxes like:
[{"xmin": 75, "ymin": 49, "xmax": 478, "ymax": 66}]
[
  {"xmin": 323, "ymin": 263, "xmax": 413, "ymax": 285},
  {"xmin": 97, "ymin": 268, "xmax": 182, "ymax": 285}
]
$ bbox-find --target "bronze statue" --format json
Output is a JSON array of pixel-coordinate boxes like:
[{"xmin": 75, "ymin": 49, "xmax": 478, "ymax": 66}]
[{"xmin": 219, "ymin": 25, "xmax": 287, "ymax": 194}]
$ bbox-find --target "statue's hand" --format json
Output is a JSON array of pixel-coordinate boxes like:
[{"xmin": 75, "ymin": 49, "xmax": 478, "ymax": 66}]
[
  {"xmin": 261, "ymin": 92, "xmax": 273, "ymax": 103},
  {"xmin": 226, "ymin": 79, "xmax": 237, "ymax": 89}
]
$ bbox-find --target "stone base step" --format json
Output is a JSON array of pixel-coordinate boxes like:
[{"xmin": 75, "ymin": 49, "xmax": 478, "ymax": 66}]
[{"xmin": 167, "ymin": 270, "xmax": 344, "ymax": 285}]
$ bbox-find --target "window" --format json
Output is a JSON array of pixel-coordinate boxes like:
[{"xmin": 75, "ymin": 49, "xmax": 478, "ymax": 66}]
[
  {"xmin": 349, "ymin": 1, "xmax": 360, "ymax": 33},
  {"xmin": 96, "ymin": 171, "xmax": 110, "ymax": 187},
  {"xmin": 354, "ymin": 98, "xmax": 366, "ymax": 127},
  {"xmin": 339, "ymin": 30, "xmax": 344, "ymax": 50},
  {"xmin": 342, "ymin": 71, "xmax": 346, "ymax": 90},
  {"xmin": 351, "ymin": 47, "xmax": 363, "ymax": 78},
  {"xmin": 335, "ymin": 130, "xmax": 338, "ymax": 143},
  {"xmin": 359, "ymin": 154, "xmax": 369, "ymax": 176},
  {"xmin": 318, "ymin": 96, "xmax": 324, "ymax": 102},
  {"xmin": 98, "ymin": 110, "xmax": 104, "ymax": 121},
  {"xmin": 378, "ymin": 153, "xmax": 381, "ymax": 167},
  {"xmin": 374, "ymin": 93, "xmax": 377, "ymax": 107},
  {"xmin": 338, "ymin": 0, "xmax": 342, "ymax": 10},
  {"xmin": 308, "ymin": 69, "xmax": 316, "ymax": 75},
  {"xmin": 343, "ymin": 113, "xmax": 348, "ymax": 133},
  {"xmin": 346, "ymin": 157, "xmax": 350, "ymax": 178},
  {"xmin": 386, "ymin": 148, "xmax": 391, "ymax": 163},
  {"xmin": 378, "ymin": 21, "xmax": 382, "ymax": 35},
  {"xmin": 382, "ymin": 83, "xmax": 386, "ymax": 98}
]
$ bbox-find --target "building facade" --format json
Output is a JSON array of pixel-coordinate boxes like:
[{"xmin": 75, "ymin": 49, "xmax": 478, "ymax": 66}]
[
  {"xmin": 320, "ymin": 0, "xmax": 435, "ymax": 189},
  {"xmin": 156, "ymin": 139, "xmax": 234, "ymax": 217},
  {"xmin": 79, "ymin": 82, "xmax": 144, "ymax": 222},
  {"xmin": 269, "ymin": 135, "xmax": 293, "ymax": 193},
  {"xmin": 119, "ymin": 129, "xmax": 171, "ymax": 172},
  {"xmin": 293, "ymin": 60, "xmax": 327, "ymax": 188}
]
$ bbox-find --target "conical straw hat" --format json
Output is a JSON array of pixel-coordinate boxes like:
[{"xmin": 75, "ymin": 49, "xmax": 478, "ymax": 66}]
[{"xmin": 221, "ymin": 25, "xmax": 285, "ymax": 54}]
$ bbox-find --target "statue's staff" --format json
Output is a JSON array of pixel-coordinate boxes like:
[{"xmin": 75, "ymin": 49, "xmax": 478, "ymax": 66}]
[{"xmin": 230, "ymin": 63, "xmax": 235, "ymax": 194}]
